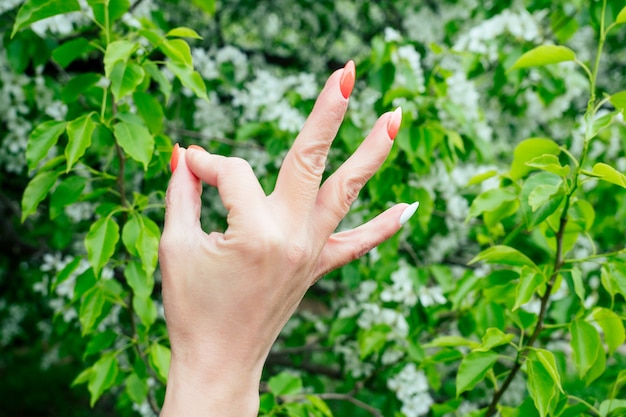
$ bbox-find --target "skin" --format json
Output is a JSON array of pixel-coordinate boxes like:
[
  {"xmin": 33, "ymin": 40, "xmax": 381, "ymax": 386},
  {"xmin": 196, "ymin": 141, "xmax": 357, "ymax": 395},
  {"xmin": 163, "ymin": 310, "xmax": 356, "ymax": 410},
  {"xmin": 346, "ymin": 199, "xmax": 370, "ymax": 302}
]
[{"xmin": 158, "ymin": 64, "xmax": 408, "ymax": 417}]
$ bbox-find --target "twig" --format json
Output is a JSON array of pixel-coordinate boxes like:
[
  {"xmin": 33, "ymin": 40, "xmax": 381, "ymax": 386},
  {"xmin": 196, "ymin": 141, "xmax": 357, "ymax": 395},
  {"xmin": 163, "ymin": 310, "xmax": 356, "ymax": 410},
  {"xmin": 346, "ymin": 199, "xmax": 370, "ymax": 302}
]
[{"xmin": 316, "ymin": 393, "xmax": 384, "ymax": 417}]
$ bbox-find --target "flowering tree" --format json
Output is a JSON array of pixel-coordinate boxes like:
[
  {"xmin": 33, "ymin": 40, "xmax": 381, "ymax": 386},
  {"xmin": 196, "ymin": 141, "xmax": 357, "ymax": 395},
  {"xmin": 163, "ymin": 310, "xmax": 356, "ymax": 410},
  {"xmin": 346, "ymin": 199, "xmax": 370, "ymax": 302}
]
[{"xmin": 1, "ymin": 0, "xmax": 626, "ymax": 416}]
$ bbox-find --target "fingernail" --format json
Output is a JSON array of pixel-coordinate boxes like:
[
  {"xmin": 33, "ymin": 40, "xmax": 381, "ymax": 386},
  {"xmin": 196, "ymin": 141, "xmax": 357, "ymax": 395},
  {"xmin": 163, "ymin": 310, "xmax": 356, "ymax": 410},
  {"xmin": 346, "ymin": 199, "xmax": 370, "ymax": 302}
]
[
  {"xmin": 399, "ymin": 201, "xmax": 419, "ymax": 226},
  {"xmin": 340, "ymin": 60, "xmax": 355, "ymax": 99},
  {"xmin": 387, "ymin": 107, "xmax": 402, "ymax": 140},
  {"xmin": 188, "ymin": 144, "xmax": 205, "ymax": 152},
  {"xmin": 170, "ymin": 143, "xmax": 179, "ymax": 173}
]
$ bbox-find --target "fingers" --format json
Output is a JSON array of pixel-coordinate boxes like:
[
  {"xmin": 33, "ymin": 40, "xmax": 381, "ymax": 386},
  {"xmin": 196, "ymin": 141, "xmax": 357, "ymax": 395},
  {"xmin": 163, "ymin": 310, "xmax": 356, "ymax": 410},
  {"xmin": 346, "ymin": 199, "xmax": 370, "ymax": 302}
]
[
  {"xmin": 313, "ymin": 203, "xmax": 417, "ymax": 279},
  {"xmin": 163, "ymin": 145, "xmax": 203, "ymax": 236},
  {"xmin": 272, "ymin": 61, "xmax": 355, "ymax": 217},
  {"xmin": 314, "ymin": 108, "xmax": 402, "ymax": 239},
  {"xmin": 184, "ymin": 147, "xmax": 267, "ymax": 229}
]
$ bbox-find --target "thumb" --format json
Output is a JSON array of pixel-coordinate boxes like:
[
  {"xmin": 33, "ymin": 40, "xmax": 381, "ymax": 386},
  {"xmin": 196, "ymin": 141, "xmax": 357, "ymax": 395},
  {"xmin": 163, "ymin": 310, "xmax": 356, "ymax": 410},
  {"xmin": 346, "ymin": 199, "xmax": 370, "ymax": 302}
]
[{"xmin": 163, "ymin": 145, "xmax": 203, "ymax": 236}]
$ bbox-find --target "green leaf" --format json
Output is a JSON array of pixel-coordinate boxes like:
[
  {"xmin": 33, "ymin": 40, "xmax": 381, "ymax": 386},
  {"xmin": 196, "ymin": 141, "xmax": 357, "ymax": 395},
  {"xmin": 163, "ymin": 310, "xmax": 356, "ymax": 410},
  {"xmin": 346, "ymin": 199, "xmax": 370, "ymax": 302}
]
[
  {"xmin": 467, "ymin": 170, "xmax": 498, "ymax": 186},
  {"xmin": 26, "ymin": 120, "xmax": 67, "ymax": 171},
  {"xmin": 613, "ymin": 370, "xmax": 626, "ymax": 398},
  {"xmin": 592, "ymin": 308, "xmax": 625, "ymax": 356},
  {"xmin": 72, "ymin": 367, "xmax": 92, "ymax": 387},
  {"xmin": 66, "ymin": 113, "xmax": 97, "ymax": 173},
  {"xmin": 192, "ymin": 0, "xmax": 216, "ymax": 15},
  {"xmin": 599, "ymin": 400, "xmax": 626, "ymax": 417},
  {"xmin": 469, "ymin": 245, "xmax": 540, "ymax": 271},
  {"xmin": 50, "ymin": 175, "xmax": 87, "ymax": 219},
  {"xmin": 474, "ymin": 328, "xmax": 515, "ymax": 352},
  {"xmin": 513, "ymin": 267, "xmax": 545, "ymax": 310},
  {"xmin": 149, "ymin": 343, "xmax": 171, "ymax": 382},
  {"xmin": 528, "ymin": 183, "xmax": 561, "ymax": 212},
  {"xmin": 528, "ymin": 348, "xmax": 563, "ymax": 393},
  {"xmin": 268, "ymin": 372, "xmax": 303, "ymax": 396},
  {"xmin": 510, "ymin": 138, "xmax": 561, "ymax": 180},
  {"xmin": 144, "ymin": 62, "xmax": 172, "ymax": 102},
  {"xmin": 133, "ymin": 92, "xmax": 164, "ymax": 134},
  {"xmin": 327, "ymin": 316, "xmax": 356, "ymax": 344},
  {"xmin": 124, "ymin": 260, "xmax": 154, "ymax": 298},
  {"xmin": 526, "ymin": 354, "xmax": 560, "ymax": 417},
  {"xmin": 122, "ymin": 215, "xmax": 140, "ymax": 257},
  {"xmin": 12, "ymin": 0, "xmax": 81, "ymax": 37},
  {"xmin": 616, "ymin": 6, "xmax": 626, "ymax": 24},
  {"xmin": 113, "ymin": 120, "xmax": 155, "ymax": 170},
  {"xmin": 85, "ymin": 217, "xmax": 119, "ymax": 278},
  {"xmin": 125, "ymin": 372, "xmax": 148, "ymax": 405},
  {"xmin": 61, "ymin": 72, "xmax": 101, "ymax": 103},
  {"xmin": 589, "ymin": 111, "xmax": 618, "ymax": 138},
  {"xmin": 84, "ymin": 330, "xmax": 117, "ymax": 358},
  {"xmin": 610, "ymin": 91, "xmax": 626, "ymax": 111},
  {"xmin": 567, "ymin": 268, "xmax": 585, "ymax": 304},
  {"xmin": 53, "ymin": 256, "xmax": 81, "ymax": 290},
  {"xmin": 358, "ymin": 325, "xmax": 390, "ymax": 359},
  {"xmin": 52, "ymin": 38, "xmax": 96, "ymax": 68},
  {"xmin": 425, "ymin": 335, "xmax": 480, "ymax": 349},
  {"xmin": 89, "ymin": 0, "xmax": 130, "ymax": 25},
  {"xmin": 570, "ymin": 318, "xmax": 603, "ymax": 380},
  {"xmin": 137, "ymin": 216, "xmax": 160, "ymax": 276},
  {"xmin": 166, "ymin": 61, "xmax": 208, "ymax": 100},
  {"xmin": 21, "ymin": 170, "xmax": 59, "ymax": 222},
  {"xmin": 133, "ymin": 295, "xmax": 157, "ymax": 328},
  {"xmin": 79, "ymin": 286, "xmax": 105, "ymax": 335},
  {"xmin": 456, "ymin": 351, "xmax": 499, "ymax": 396},
  {"xmin": 166, "ymin": 27, "xmax": 203, "ymax": 39},
  {"xmin": 467, "ymin": 188, "xmax": 517, "ymax": 220},
  {"xmin": 510, "ymin": 45, "xmax": 576, "ymax": 70},
  {"xmin": 525, "ymin": 154, "xmax": 570, "ymax": 177},
  {"xmin": 160, "ymin": 38, "xmax": 193, "ymax": 67},
  {"xmin": 520, "ymin": 172, "xmax": 565, "ymax": 228},
  {"xmin": 103, "ymin": 40, "xmax": 138, "ymax": 78},
  {"xmin": 109, "ymin": 61, "xmax": 145, "ymax": 101},
  {"xmin": 88, "ymin": 353, "xmax": 119, "ymax": 407},
  {"xmin": 592, "ymin": 163, "xmax": 626, "ymax": 188},
  {"xmin": 306, "ymin": 395, "xmax": 333, "ymax": 417}
]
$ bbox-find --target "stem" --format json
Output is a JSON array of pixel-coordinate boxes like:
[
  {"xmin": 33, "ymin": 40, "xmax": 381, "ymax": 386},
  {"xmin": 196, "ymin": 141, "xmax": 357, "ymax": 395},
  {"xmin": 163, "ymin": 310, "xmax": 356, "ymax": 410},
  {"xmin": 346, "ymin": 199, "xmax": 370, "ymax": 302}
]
[
  {"xmin": 485, "ymin": 5, "xmax": 609, "ymax": 414},
  {"xmin": 289, "ymin": 393, "xmax": 383, "ymax": 417}
]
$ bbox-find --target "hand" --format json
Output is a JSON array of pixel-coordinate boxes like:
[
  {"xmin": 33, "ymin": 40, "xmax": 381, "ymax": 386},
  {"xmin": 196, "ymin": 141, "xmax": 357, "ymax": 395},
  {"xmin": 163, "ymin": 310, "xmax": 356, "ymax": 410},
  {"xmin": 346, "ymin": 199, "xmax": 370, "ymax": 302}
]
[{"xmin": 158, "ymin": 61, "xmax": 418, "ymax": 417}]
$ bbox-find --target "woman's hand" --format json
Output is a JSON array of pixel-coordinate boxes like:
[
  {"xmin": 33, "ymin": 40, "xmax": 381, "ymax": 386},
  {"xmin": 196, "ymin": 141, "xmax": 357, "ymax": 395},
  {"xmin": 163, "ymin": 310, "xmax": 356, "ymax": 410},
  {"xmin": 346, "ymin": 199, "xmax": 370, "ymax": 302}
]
[{"xmin": 158, "ymin": 61, "xmax": 418, "ymax": 417}]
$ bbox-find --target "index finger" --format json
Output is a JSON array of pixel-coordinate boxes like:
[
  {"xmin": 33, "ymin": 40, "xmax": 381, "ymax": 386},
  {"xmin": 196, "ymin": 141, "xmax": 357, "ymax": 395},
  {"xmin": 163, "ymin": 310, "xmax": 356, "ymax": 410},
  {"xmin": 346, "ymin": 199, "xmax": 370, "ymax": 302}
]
[{"xmin": 271, "ymin": 60, "xmax": 355, "ymax": 217}]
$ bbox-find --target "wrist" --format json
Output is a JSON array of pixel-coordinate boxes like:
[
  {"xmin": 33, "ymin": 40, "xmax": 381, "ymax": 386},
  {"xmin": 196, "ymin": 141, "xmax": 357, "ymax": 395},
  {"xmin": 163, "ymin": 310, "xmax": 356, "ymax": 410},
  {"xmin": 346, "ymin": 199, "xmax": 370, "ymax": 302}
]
[{"xmin": 160, "ymin": 348, "xmax": 262, "ymax": 417}]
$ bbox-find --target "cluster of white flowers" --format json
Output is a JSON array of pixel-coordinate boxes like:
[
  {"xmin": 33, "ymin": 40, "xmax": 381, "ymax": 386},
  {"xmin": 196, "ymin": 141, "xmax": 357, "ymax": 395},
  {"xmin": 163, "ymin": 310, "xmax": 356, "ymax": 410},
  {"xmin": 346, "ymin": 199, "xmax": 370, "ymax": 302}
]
[
  {"xmin": 392, "ymin": 45, "xmax": 426, "ymax": 94},
  {"xmin": 30, "ymin": 0, "xmax": 92, "ymax": 37},
  {"xmin": 0, "ymin": 0, "xmax": 22, "ymax": 15},
  {"xmin": 387, "ymin": 363, "xmax": 433, "ymax": 417},
  {"xmin": 454, "ymin": 8, "xmax": 543, "ymax": 61},
  {"xmin": 34, "ymin": 252, "xmax": 90, "ymax": 323},
  {"xmin": 231, "ymin": 68, "xmax": 315, "ymax": 133},
  {"xmin": 381, "ymin": 260, "xmax": 418, "ymax": 306},
  {"xmin": 0, "ymin": 301, "xmax": 27, "ymax": 347}
]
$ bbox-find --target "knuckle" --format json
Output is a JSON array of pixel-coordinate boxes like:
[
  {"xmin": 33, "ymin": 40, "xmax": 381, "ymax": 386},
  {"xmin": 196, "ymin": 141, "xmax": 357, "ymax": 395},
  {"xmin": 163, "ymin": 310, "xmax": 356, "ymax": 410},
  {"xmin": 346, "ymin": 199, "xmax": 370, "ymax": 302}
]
[
  {"xmin": 291, "ymin": 144, "xmax": 327, "ymax": 180},
  {"xmin": 285, "ymin": 240, "xmax": 312, "ymax": 267},
  {"xmin": 225, "ymin": 156, "xmax": 254, "ymax": 175}
]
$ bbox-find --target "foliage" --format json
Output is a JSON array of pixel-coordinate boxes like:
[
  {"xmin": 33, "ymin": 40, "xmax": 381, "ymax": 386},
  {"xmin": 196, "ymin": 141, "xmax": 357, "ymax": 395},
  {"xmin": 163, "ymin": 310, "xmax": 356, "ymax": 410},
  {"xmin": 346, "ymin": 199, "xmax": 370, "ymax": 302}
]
[{"xmin": 1, "ymin": 0, "xmax": 625, "ymax": 416}]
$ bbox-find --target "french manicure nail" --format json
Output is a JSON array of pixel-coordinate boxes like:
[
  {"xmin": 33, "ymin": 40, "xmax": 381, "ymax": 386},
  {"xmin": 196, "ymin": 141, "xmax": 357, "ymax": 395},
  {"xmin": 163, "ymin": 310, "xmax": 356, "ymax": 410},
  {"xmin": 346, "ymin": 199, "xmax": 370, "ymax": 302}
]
[
  {"xmin": 170, "ymin": 143, "xmax": 179, "ymax": 173},
  {"xmin": 188, "ymin": 144, "xmax": 205, "ymax": 152},
  {"xmin": 340, "ymin": 60, "xmax": 355, "ymax": 99},
  {"xmin": 399, "ymin": 201, "xmax": 419, "ymax": 226},
  {"xmin": 387, "ymin": 107, "xmax": 402, "ymax": 140}
]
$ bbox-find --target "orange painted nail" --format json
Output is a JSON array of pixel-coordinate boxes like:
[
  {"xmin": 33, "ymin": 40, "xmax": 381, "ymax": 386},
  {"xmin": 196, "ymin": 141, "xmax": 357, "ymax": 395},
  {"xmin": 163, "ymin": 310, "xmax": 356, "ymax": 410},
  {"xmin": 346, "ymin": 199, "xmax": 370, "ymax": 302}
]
[
  {"xmin": 340, "ymin": 60, "xmax": 355, "ymax": 99},
  {"xmin": 188, "ymin": 144, "xmax": 205, "ymax": 152},
  {"xmin": 170, "ymin": 143, "xmax": 179, "ymax": 173},
  {"xmin": 387, "ymin": 107, "xmax": 402, "ymax": 140}
]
